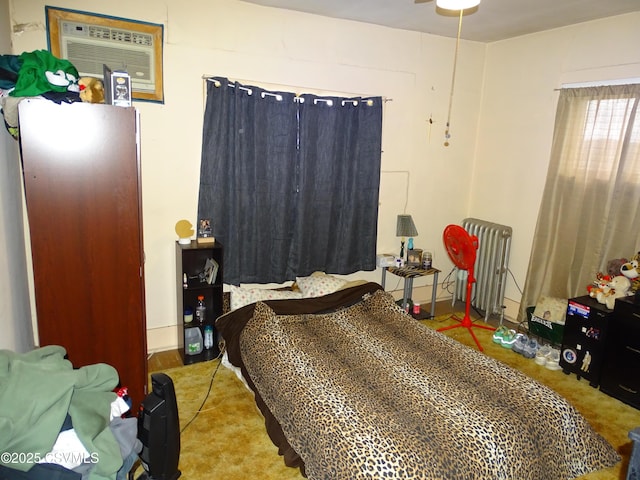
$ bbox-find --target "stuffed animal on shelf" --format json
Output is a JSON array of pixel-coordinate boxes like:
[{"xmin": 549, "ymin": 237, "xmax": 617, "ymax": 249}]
[
  {"xmin": 78, "ymin": 76, "xmax": 105, "ymax": 104},
  {"xmin": 596, "ymin": 274, "xmax": 631, "ymax": 310},
  {"xmin": 607, "ymin": 257, "xmax": 628, "ymax": 278},
  {"xmin": 587, "ymin": 272, "xmax": 611, "ymax": 299},
  {"xmin": 620, "ymin": 252, "xmax": 640, "ymax": 292}
]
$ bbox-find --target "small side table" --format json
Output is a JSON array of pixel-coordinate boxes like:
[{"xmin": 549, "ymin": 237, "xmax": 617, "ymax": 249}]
[{"xmin": 381, "ymin": 266, "xmax": 440, "ymax": 319}]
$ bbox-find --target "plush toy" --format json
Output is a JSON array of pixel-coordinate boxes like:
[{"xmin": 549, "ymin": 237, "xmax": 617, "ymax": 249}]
[
  {"xmin": 587, "ymin": 272, "xmax": 610, "ymax": 299},
  {"xmin": 607, "ymin": 257, "xmax": 628, "ymax": 278},
  {"xmin": 596, "ymin": 274, "xmax": 631, "ymax": 310},
  {"xmin": 620, "ymin": 252, "xmax": 640, "ymax": 292},
  {"xmin": 78, "ymin": 76, "xmax": 105, "ymax": 104}
]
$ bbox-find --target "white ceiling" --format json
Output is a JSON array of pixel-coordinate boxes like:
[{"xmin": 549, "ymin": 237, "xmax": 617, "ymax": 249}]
[{"xmin": 239, "ymin": 0, "xmax": 640, "ymax": 42}]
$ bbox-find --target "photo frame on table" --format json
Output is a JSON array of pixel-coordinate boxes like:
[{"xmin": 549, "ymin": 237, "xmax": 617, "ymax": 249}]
[{"xmin": 407, "ymin": 248, "xmax": 423, "ymax": 267}]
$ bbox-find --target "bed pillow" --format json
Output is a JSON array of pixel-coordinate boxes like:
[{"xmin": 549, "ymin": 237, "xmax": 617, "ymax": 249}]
[
  {"xmin": 295, "ymin": 272, "xmax": 347, "ymax": 298},
  {"xmin": 228, "ymin": 285, "xmax": 303, "ymax": 311}
]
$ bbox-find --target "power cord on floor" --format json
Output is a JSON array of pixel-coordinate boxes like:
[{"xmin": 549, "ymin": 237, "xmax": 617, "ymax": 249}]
[{"xmin": 180, "ymin": 347, "xmax": 224, "ymax": 434}]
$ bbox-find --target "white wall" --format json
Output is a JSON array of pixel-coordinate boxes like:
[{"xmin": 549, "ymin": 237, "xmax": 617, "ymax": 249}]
[
  {"xmin": 6, "ymin": 0, "xmax": 640, "ymax": 351},
  {"xmin": 471, "ymin": 12, "xmax": 640, "ymax": 318},
  {"xmin": 8, "ymin": 0, "xmax": 484, "ymax": 351},
  {"xmin": 0, "ymin": 0, "xmax": 35, "ymax": 353}
]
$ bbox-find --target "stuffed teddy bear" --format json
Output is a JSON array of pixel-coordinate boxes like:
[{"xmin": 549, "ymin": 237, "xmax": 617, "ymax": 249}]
[
  {"xmin": 78, "ymin": 76, "xmax": 105, "ymax": 104},
  {"xmin": 596, "ymin": 274, "xmax": 631, "ymax": 310}
]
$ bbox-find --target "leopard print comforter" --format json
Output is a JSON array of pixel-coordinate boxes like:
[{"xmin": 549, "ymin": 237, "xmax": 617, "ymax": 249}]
[{"xmin": 236, "ymin": 288, "xmax": 619, "ymax": 479}]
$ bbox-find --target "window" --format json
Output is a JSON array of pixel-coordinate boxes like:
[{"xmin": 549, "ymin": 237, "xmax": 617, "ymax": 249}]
[
  {"xmin": 520, "ymin": 84, "xmax": 640, "ymax": 320},
  {"xmin": 197, "ymin": 77, "xmax": 383, "ymax": 285}
]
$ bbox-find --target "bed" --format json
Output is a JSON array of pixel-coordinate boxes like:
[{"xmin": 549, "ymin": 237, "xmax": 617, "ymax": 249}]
[{"xmin": 216, "ymin": 282, "xmax": 620, "ymax": 479}]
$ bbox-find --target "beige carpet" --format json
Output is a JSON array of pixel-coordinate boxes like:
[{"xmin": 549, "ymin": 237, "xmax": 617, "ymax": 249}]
[{"xmin": 146, "ymin": 314, "xmax": 640, "ymax": 480}]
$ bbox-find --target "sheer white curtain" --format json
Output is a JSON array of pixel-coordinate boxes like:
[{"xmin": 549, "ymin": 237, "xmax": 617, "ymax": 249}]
[{"xmin": 520, "ymin": 84, "xmax": 640, "ymax": 319}]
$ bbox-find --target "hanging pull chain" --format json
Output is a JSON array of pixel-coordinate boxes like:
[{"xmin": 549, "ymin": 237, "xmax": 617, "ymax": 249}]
[{"xmin": 444, "ymin": 9, "xmax": 463, "ymax": 147}]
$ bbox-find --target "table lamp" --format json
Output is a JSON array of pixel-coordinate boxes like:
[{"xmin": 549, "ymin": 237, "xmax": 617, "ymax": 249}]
[{"xmin": 396, "ymin": 214, "xmax": 418, "ymax": 259}]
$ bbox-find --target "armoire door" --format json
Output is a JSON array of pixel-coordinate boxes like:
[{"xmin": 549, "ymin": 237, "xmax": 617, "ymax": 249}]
[{"xmin": 19, "ymin": 99, "xmax": 147, "ymax": 407}]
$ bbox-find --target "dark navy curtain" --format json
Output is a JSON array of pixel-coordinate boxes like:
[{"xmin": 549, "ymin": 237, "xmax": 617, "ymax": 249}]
[{"xmin": 198, "ymin": 77, "xmax": 382, "ymax": 285}]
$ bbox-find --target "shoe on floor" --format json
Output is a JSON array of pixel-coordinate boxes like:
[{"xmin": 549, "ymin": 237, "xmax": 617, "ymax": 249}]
[
  {"xmin": 500, "ymin": 329, "xmax": 518, "ymax": 349},
  {"xmin": 512, "ymin": 333, "xmax": 528, "ymax": 355},
  {"xmin": 522, "ymin": 337, "xmax": 540, "ymax": 359},
  {"xmin": 544, "ymin": 348, "xmax": 561, "ymax": 370},
  {"xmin": 535, "ymin": 345, "xmax": 552, "ymax": 365},
  {"xmin": 492, "ymin": 325, "xmax": 509, "ymax": 344}
]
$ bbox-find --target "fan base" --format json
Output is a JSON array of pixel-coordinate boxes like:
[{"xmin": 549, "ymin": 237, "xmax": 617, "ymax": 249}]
[{"xmin": 438, "ymin": 314, "xmax": 495, "ymax": 351}]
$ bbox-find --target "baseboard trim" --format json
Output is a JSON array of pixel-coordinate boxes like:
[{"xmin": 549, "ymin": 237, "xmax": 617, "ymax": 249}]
[{"xmin": 147, "ymin": 325, "xmax": 179, "ymax": 353}]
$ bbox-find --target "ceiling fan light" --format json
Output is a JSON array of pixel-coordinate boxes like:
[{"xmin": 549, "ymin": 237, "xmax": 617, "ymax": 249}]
[{"xmin": 436, "ymin": 0, "xmax": 480, "ymax": 10}]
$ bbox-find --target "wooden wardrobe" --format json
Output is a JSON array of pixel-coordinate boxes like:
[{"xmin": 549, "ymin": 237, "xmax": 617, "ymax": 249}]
[{"xmin": 19, "ymin": 99, "xmax": 148, "ymax": 407}]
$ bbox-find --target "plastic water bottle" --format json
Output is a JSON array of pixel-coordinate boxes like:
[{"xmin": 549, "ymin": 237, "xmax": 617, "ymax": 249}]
[
  {"xmin": 195, "ymin": 295, "xmax": 206, "ymax": 324},
  {"xmin": 204, "ymin": 325, "xmax": 214, "ymax": 350},
  {"xmin": 185, "ymin": 327, "xmax": 203, "ymax": 355}
]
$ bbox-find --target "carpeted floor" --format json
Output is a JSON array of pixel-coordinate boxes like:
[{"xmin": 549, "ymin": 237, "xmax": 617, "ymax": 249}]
[{"xmin": 145, "ymin": 313, "xmax": 640, "ymax": 480}]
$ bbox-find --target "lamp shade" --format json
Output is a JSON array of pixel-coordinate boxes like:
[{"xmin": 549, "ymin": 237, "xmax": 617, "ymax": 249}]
[
  {"xmin": 396, "ymin": 215, "xmax": 418, "ymax": 237},
  {"xmin": 436, "ymin": 0, "xmax": 480, "ymax": 10}
]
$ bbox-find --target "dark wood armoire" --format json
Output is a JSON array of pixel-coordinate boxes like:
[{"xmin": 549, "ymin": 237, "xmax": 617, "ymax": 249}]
[{"xmin": 19, "ymin": 99, "xmax": 148, "ymax": 407}]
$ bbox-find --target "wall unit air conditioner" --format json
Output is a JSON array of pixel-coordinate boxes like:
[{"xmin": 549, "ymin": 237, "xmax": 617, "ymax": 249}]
[{"xmin": 58, "ymin": 20, "xmax": 156, "ymax": 93}]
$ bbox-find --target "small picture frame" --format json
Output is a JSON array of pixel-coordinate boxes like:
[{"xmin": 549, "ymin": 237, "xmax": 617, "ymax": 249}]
[
  {"xmin": 198, "ymin": 219, "xmax": 212, "ymax": 237},
  {"xmin": 197, "ymin": 218, "xmax": 215, "ymax": 244},
  {"xmin": 103, "ymin": 65, "xmax": 132, "ymax": 107},
  {"xmin": 407, "ymin": 248, "xmax": 423, "ymax": 267}
]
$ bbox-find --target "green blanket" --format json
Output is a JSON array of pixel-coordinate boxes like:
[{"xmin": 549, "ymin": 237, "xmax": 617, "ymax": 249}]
[{"xmin": 0, "ymin": 345, "xmax": 123, "ymax": 480}]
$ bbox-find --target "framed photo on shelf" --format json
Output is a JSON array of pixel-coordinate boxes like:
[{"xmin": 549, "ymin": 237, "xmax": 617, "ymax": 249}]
[
  {"xmin": 407, "ymin": 248, "xmax": 423, "ymax": 267},
  {"xmin": 197, "ymin": 218, "xmax": 215, "ymax": 244}
]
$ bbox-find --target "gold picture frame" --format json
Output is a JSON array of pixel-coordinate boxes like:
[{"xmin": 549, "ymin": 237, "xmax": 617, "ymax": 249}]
[{"xmin": 46, "ymin": 7, "xmax": 164, "ymax": 103}]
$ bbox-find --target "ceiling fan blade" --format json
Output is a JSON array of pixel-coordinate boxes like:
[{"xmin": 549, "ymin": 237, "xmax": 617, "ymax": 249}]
[{"xmin": 414, "ymin": 0, "xmax": 433, "ymax": 3}]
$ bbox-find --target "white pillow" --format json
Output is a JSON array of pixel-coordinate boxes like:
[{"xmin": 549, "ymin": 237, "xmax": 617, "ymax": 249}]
[
  {"xmin": 295, "ymin": 273, "xmax": 347, "ymax": 298},
  {"xmin": 228, "ymin": 285, "xmax": 303, "ymax": 310}
]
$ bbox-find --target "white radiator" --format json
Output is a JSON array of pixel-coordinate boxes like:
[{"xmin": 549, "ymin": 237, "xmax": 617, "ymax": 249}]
[{"xmin": 453, "ymin": 218, "xmax": 512, "ymax": 321}]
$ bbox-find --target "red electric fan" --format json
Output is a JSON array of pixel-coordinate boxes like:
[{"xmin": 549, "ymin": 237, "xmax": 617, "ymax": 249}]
[{"xmin": 438, "ymin": 224, "xmax": 495, "ymax": 351}]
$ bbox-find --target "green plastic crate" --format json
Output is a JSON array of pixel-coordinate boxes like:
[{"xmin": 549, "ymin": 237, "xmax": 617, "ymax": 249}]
[{"xmin": 526, "ymin": 306, "xmax": 565, "ymax": 345}]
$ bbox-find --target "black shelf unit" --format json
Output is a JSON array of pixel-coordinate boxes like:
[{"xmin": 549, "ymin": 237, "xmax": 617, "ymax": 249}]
[
  {"xmin": 176, "ymin": 240, "xmax": 223, "ymax": 364},
  {"xmin": 559, "ymin": 295, "xmax": 614, "ymax": 387}
]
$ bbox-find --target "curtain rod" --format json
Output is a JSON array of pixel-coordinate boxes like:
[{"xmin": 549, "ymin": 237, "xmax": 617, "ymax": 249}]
[
  {"xmin": 554, "ymin": 77, "xmax": 640, "ymax": 90},
  {"xmin": 201, "ymin": 74, "xmax": 392, "ymax": 102}
]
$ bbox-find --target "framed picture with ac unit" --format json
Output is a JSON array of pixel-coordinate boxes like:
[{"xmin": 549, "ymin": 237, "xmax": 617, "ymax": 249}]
[{"xmin": 46, "ymin": 7, "xmax": 164, "ymax": 103}]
